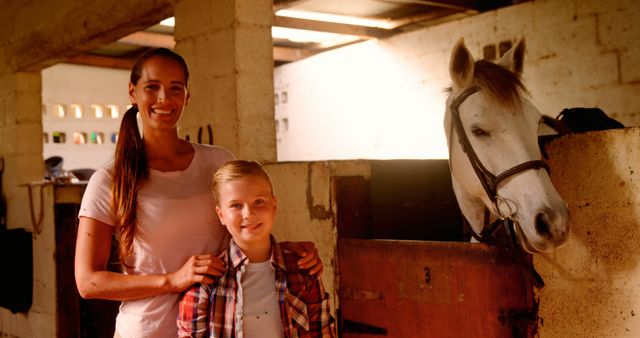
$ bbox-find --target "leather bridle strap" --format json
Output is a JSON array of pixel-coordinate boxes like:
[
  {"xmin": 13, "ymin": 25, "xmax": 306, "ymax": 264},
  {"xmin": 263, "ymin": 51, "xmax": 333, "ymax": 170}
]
[{"xmin": 449, "ymin": 85, "xmax": 550, "ymax": 205}]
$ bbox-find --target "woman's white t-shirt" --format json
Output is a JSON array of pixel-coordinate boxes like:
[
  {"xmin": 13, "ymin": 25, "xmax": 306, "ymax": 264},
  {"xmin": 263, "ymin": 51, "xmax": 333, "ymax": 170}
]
[{"xmin": 78, "ymin": 143, "xmax": 233, "ymax": 338}]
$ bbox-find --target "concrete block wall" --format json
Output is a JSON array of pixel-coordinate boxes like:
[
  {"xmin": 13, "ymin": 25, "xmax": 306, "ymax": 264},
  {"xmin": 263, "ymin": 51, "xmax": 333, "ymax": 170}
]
[
  {"xmin": 265, "ymin": 160, "xmax": 372, "ymax": 312},
  {"xmin": 0, "ymin": 72, "xmax": 44, "ymax": 228},
  {"xmin": 175, "ymin": 0, "xmax": 276, "ymax": 162},
  {"xmin": 537, "ymin": 127, "xmax": 640, "ymax": 337},
  {"xmin": 0, "ymin": 70, "xmax": 48, "ymax": 335}
]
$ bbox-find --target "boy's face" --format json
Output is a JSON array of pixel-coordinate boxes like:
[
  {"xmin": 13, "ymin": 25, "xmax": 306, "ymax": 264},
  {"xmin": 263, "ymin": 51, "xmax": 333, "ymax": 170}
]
[{"xmin": 215, "ymin": 176, "xmax": 277, "ymax": 248}]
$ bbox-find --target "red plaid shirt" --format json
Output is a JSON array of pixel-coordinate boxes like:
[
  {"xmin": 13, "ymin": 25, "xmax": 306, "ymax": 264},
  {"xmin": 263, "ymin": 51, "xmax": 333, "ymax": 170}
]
[{"xmin": 177, "ymin": 236, "xmax": 335, "ymax": 338}]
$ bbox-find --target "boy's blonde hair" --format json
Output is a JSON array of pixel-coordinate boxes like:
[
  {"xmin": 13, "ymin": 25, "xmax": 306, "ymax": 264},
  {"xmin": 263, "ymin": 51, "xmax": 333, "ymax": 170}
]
[{"xmin": 211, "ymin": 160, "xmax": 274, "ymax": 205}]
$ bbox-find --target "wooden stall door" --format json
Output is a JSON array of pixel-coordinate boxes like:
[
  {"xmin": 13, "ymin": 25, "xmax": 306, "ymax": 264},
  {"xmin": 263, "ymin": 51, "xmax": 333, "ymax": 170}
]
[{"xmin": 338, "ymin": 239, "xmax": 536, "ymax": 338}]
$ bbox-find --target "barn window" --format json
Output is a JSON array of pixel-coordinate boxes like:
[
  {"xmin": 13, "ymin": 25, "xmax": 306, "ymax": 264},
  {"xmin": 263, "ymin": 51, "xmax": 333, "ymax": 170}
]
[
  {"xmin": 499, "ymin": 40, "xmax": 513, "ymax": 57},
  {"xmin": 52, "ymin": 132, "xmax": 66, "ymax": 143},
  {"xmin": 483, "ymin": 44, "xmax": 497, "ymax": 60},
  {"xmin": 108, "ymin": 105, "xmax": 120, "ymax": 119},
  {"xmin": 90, "ymin": 132, "xmax": 105, "ymax": 145},
  {"xmin": 54, "ymin": 104, "xmax": 66, "ymax": 118},
  {"xmin": 92, "ymin": 104, "xmax": 104, "ymax": 118},
  {"xmin": 73, "ymin": 132, "xmax": 87, "ymax": 144},
  {"xmin": 70, "ymin": 104, "xmax": 83, "ymax": 119}
]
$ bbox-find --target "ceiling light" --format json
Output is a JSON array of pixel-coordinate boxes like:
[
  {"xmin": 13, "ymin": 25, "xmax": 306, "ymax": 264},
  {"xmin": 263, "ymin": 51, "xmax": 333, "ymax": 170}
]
[
  {"xmin": 160, "ymin": 17, "xmax": 175, "ymax": 27},
  {"xmin": 275, "ymin": 9, "xmax": 396, "ymax": 29},
  {"xmin": 272, "ymin": 27, "xmax": 360, "ymax": 47}
]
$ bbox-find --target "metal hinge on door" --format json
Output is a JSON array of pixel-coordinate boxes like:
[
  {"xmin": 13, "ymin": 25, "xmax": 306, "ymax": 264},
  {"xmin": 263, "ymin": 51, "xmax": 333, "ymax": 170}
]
[
  {"xmin": 498, "ymin": 306, "xmax": 539, "ymax": 338},
  {"xmin": 338, "ymin": 288, "xmax": 387, "ymax": 335}
]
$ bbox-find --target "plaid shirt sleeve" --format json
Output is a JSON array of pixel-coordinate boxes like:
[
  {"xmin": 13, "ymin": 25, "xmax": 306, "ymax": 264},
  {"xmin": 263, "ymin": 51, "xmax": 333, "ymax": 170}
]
[
  {"xmin": 177, "ymin": 283, "xmax": 212, "ymax": 338},
  {"xmin": 304, "ymin": 275, "xmax": 336, "ymax": 338}
]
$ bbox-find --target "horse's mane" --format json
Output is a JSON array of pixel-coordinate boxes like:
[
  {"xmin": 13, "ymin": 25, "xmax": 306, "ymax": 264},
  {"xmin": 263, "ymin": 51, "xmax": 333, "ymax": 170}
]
[
  {"xmin": 447, "ymin": 60, "xmax": 528, "ymax": 110},
  {"xmin": 474, "ymin": 60, "xmax": 528, "ymax": 109}
]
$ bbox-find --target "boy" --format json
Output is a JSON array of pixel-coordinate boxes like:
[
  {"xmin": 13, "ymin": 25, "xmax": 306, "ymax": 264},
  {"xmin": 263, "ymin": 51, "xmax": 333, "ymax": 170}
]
[{"xmin": 178, "ymin": 160, "xmax": 335, "ymax": 337}]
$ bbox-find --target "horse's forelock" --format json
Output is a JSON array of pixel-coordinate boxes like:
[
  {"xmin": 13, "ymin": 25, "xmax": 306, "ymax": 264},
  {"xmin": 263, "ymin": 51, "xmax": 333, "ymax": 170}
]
[{"xmin": 473, "ymin": 60, "xmax": 528, "ymax": 111}]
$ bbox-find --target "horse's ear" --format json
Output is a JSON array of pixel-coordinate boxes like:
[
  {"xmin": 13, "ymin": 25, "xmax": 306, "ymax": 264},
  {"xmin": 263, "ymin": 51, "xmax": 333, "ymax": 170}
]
[
  {"xmin": 498, "ymin": 37, "xmax": 526, "ymax": 75},
  {"xmin": 449, "ymin": 37, "xmax": 475, "ymax": 90}
]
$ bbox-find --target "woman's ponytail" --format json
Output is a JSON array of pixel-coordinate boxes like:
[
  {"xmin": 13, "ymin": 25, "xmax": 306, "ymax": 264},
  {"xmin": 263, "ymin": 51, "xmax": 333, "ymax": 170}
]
[{"xmin": 111, "ymin": 105, "xmax": 148, "ymax": 266}]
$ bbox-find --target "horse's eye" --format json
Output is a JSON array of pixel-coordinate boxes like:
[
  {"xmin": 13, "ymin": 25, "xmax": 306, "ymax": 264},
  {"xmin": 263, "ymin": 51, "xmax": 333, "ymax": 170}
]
[{"xmin": 471, "ymin": 126, "xmax": 490, "ymax": 137}]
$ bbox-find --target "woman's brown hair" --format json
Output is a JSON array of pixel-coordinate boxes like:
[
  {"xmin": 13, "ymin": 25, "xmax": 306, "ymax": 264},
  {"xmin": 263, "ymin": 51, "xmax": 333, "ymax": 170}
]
[{"xmin": 111, "ymin": 48, "xmax": 190, "ymax": 265}]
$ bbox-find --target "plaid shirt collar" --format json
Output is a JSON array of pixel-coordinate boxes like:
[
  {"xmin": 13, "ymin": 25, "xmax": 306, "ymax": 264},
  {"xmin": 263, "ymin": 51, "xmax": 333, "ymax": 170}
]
[{"xmin": 228, "ymin": 235, "xmax": 288, "ymax": 272}]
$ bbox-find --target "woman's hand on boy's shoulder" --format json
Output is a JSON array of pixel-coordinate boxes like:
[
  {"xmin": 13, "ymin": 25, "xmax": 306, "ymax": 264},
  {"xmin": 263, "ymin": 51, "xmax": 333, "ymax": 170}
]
[
  {"xmin": 285, "ymin": 241, "xmax": 323, "ymax": 276},
  {"xmin": 166, "ymin": 254, "xmax": 226, "ymax": 292}
]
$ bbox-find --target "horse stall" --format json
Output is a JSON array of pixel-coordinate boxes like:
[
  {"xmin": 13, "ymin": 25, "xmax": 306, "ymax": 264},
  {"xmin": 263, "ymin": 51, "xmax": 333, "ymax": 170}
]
[
  {"xmin": 289, "ymin": 127, "xmax": 638, "ymax": 338},
  {"xmin": 332, "ymin": 161, "xmax": 538, "ymax": 338}
]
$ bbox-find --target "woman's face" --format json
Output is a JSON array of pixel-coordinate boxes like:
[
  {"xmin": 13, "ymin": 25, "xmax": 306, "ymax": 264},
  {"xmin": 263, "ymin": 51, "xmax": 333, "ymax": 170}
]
[{"xmin": 128, "ymin": 56, "xmax": 190, "ymax": 133}]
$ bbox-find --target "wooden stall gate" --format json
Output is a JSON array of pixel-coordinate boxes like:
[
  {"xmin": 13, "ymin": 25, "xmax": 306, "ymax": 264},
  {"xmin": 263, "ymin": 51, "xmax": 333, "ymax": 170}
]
[
  {"xmin": 334, "ymin": 169, "xmax": 537, "ymax": 337},
  {"xmin": 338, "ymin": 239, "xmax": 537, "ymax": 338}
]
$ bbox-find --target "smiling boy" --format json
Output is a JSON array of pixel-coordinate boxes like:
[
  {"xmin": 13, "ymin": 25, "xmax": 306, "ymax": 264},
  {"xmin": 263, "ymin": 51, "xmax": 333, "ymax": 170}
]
[{"xmin": 177, "ymin": 160, "xmax": 335, "ymax": 338}]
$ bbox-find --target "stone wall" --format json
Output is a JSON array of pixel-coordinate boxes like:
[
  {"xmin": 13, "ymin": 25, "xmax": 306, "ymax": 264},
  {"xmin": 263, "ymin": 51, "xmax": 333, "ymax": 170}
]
[{"xmin": 537, "ymin": 127, "xmax": 640, "ymax": 337}]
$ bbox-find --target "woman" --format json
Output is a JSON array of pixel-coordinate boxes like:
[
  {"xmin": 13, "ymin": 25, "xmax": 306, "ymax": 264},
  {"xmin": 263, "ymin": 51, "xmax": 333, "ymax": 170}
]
[{"xmin": 74, "ymin": 48, "xmax": 321, "ymax": 338}]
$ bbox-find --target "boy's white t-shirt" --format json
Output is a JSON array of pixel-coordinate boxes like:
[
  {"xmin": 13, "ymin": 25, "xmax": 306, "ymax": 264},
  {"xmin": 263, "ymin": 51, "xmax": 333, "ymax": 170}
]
[
  {"xmin": 240, "ymin": 261, "xmax": 284, "ymax": 338},
  {"xmin": 78, "ymin": 143, "xmax": 233, "ymax": 338}
]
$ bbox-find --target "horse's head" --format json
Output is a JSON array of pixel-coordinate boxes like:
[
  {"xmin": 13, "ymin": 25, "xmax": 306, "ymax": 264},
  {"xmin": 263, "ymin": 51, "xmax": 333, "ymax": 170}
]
[{"xmin": 444, "ymin": 37, "xmax": 570, "ymax": 253}]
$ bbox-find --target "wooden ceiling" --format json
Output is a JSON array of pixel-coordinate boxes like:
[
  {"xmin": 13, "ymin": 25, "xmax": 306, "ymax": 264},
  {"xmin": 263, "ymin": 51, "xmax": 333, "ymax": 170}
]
[{"xmin": 65, "ymin": 0, "xmax": 525, "ymax": 69}]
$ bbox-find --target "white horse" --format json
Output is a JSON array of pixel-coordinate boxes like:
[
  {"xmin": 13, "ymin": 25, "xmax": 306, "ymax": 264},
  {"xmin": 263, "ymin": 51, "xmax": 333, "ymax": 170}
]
[{"xmin": 444, "ymin": 37, "xmax": 570, "ymax": 254}]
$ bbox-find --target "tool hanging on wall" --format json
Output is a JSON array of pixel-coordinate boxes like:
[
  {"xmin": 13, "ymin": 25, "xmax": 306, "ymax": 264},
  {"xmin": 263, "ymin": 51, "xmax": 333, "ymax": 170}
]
[
  {"xmin": 26, "ymin": 182, "xmax": 46, "ymax": 235},
  {"xmin": 197, "ymin": 124, "xmax": 214, "ymax": 145}
]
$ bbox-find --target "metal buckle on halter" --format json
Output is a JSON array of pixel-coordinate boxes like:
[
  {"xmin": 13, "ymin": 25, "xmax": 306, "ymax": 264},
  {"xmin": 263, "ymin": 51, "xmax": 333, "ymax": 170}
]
[{"xmin": 492, "ymin": 195, "xmax": 517, "ymax": 221}]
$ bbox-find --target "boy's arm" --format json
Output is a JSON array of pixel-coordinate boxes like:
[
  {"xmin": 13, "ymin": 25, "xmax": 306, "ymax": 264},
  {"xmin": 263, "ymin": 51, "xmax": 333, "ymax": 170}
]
[
  {"xmin": 177, "ymin": 283, "xmax": 212, "ymax": 338},
  {"xmin": 305, "ymin": 276, "xmax": 336, "ymax": 338}
]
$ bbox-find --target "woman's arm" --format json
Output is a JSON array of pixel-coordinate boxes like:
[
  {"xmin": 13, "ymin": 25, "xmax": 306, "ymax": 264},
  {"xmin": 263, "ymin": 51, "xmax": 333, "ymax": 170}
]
[
  {"xmin": 74, "ymin": 216, "xmax": 225, "ymax": 301},
  {"xmin": 287, "ymin": 241, "xmax": 324, "ymax": 275}
]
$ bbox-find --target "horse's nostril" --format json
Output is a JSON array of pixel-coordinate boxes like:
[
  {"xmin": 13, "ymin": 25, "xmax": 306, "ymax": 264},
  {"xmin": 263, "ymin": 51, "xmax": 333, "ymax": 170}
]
[{"xmin": 535, "ymin": 212, "xmax": 551, "ymax": 238}]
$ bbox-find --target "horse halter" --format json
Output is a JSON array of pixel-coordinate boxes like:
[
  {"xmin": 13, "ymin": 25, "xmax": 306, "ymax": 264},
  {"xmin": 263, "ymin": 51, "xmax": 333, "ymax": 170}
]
[
  {"xmin": 449, "ymin": 85, "xmax": 550, "ymax": 223},
  {"xmin": 448, "ymin": 85, "xmax": 549, "ymax": 288}
]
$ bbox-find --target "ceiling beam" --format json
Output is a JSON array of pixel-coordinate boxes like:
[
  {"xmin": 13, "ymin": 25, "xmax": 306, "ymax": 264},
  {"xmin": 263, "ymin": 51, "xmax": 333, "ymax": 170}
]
[
  {"xmin": 387, "ymin": 7, "xmax": 475, "ymax": 30},
  {"xmin": 273, "ymin": 0, "xmax": 315, "ymax": 11},
  {"xmin": 273, "ymin": 16, "xmax": 393, "ymax": 39},
  {"xmin": 64, "ymin": 54, "xmax": 134, "ymax": 70},
  {"xmin": 377, "ymin": 0, "xmax": 481, "ymax": 11},
  {"xmin": 118, "ymin": 31, "xmax": 176, "ymax": 49},
  {"xmin": 273, "ymin": 46, "xmax": 316, "ymax": 62}
]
